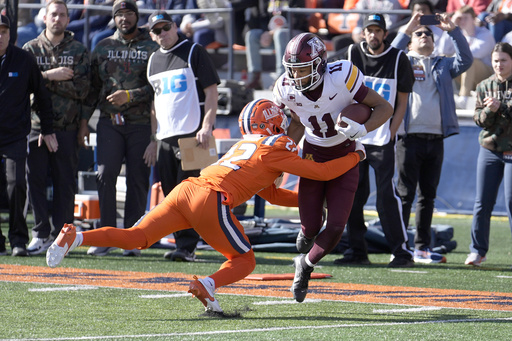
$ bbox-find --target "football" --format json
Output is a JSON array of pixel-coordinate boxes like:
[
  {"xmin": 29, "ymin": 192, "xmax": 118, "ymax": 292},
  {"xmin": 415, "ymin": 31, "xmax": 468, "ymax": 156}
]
[{"xmin": 337, "ymin": 103, "xmax": 372, "ymax": 128}]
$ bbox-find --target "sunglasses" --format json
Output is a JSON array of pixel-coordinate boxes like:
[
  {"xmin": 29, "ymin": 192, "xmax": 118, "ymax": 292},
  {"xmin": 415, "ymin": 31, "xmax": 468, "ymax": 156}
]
[
  {"xmin": 414, "ymin": 31, "xmax": 433, "ymax": 37},
  {"xmin": 151, "ymin": 23, "xmax": 172, "ymax": 35}
]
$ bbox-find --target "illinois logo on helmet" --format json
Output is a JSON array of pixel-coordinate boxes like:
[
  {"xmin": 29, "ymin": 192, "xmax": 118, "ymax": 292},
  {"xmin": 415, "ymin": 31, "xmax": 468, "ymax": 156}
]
[{"xmin": 239, "ymin": 99, "xmax": 288, "ymax": 136}]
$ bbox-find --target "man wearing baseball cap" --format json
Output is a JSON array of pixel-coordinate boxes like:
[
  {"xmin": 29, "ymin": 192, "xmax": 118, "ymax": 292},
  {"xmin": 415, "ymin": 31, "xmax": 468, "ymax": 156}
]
[
  {"xmin": 146, "ymin": 10, "xmax": 220, "ymax": 262},
  {"xmin": 81, "ymin": 0, "xmax": 158, "ymax": 257},
  {"xmin": 0, "ymin": 14, "xmax": 56, "ymax": 256},
  {"xmin": 333, "ymin": 13, "xmax": 416, "ymax": 268},
  {"xmin": 363, "ymin": 13, "xmax": 387, "ymax": 31}
]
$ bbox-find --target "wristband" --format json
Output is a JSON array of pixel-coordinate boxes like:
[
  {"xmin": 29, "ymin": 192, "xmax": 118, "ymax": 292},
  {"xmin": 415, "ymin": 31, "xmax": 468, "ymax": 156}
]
[{"xmin": 125, "ymin": 90, "xmax": 131, "ymax": 103}]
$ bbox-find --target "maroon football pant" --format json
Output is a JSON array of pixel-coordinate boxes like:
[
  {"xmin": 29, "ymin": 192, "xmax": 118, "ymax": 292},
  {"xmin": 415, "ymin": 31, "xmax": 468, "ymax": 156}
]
[{"xmin": 299, "ymin": 139, "xmax": 359, "ymax": 264}]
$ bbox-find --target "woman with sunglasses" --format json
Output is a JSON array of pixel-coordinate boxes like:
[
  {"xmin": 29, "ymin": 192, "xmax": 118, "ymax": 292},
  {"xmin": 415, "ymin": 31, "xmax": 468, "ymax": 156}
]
[{"xmin": 390, "ymin": 12, "xmax": 473, "ymax": 264}]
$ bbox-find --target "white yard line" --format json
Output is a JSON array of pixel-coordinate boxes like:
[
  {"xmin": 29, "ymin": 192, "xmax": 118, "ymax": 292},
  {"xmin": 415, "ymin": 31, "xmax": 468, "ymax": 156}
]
[
  {"xmin": 28, "ymin": 286, "xmax": 98, "ymax": 292},
  {"xmin": 139, "ymin": 293, "xmax": 190, "ymax": 298},
  {"xmin": 4, "ymin": 317, "xmax": 512, "ymax": 341},
  {"xmin": 252, "ymin": 299, "xmax": 322, "ymax": 305},
  {"xmin": 373, "ymin": 306, "xmax": 444, "ymax": 313}
]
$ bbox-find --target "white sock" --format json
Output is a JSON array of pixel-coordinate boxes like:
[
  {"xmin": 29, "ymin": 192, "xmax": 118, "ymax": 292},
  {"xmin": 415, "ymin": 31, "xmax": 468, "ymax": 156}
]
[
  {"xmin": 76, "ymin": 232, "xmax": 84, "ymax": 247},
  {"xmin": 305, "ymin": 254, "xmax": 316, "ymax": 268},
  {"xmin": 203, "ymin": 277, "xmax": 216, "ymax": 291}
]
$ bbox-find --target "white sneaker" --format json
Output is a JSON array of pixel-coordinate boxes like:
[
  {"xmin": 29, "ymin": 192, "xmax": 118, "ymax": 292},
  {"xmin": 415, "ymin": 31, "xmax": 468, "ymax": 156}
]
[
  {"xmin": 27, "ymin": 237, "xmax": 54, "ymax": 255},
  {"xmin": 414, "ymin": 248, "xmax": 447, "ymax": 264},
  {"xmin": 455, "ymin": 95, "xmax": 469, "ymax": 109},
  {"xmin": 122, "ymin": 248, "xmax": 141, "ymax": 257},
  {"xmin": 87, "ymin": 246, "xmax": 117, "ymax": 256},
  {"xmin": 465, "ymin": 252, "xmax": 487, "ymax": 266},
  {"xmin": 46, "ymin": 224, "xmax": 83, "ymax": 268}
]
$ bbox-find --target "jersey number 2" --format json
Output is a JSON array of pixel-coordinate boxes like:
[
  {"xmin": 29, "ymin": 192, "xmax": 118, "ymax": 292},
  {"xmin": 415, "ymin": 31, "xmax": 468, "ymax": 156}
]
[{"xmin": 216, "ymin": 143, "xmax": 257, "ymax": 170}]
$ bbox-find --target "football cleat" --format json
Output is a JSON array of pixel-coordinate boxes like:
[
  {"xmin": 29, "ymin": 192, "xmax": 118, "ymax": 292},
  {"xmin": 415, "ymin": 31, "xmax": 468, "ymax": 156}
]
[
  {"xmin": 46, "ymin": 224, "xmax": 82, "ymax": 268},
  {"xmin": 296, "ymin": 231, "xmax": 316, "ymax": 253},
  {"xmin": 290, "ymin": 254, "xmax": 313, "ymax": 303},
  {"xmin": 188, "ymin": 276, "xmax": 223, "ymax": 313}
]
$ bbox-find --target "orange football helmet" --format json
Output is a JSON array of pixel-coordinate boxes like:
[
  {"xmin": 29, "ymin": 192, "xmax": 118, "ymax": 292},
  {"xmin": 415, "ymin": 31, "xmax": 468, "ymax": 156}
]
[{"xmin": 239, "ymin": 99, "xmax": 288, "ymax": 136}]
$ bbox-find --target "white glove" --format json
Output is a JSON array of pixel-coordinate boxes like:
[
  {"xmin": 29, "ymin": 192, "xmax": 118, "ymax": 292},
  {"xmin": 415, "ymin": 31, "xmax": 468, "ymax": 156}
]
[
  {"xmin": 354, "ymin": 140, "xmax": 366, "ymax": 161},
  {"xmin": 336, "ymin": 117, "xmax": 367, "ymax": 140}
]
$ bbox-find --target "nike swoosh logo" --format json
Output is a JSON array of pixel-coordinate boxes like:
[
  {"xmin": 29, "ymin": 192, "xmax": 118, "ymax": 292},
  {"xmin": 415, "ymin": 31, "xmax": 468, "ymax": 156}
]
[{"xmin": 329, "ymin": 94, "xmax": 338, "ymax": 100}]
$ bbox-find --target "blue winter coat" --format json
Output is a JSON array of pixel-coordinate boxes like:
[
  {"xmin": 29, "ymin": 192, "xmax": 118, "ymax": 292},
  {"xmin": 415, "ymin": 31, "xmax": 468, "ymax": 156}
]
[{"xmin": 391, "ymin": 27, "xmax": 473, "ymax": 138}]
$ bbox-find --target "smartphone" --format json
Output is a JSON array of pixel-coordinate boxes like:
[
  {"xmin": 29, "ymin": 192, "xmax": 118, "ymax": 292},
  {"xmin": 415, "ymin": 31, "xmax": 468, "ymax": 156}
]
[{"xmin": 420, "ymin": 15, "xmax": 440, "ymax": 25}]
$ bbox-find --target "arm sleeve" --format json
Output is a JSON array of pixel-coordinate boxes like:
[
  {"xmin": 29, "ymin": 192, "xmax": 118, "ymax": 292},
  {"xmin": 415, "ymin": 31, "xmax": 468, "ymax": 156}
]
[
  {"xmin": 82, "ymin": 50, "xmax": 102, "ymax": 121},
  {"xmin": 29, "ymin": 55, "xmax": 54, "ymax": 135},
  {"xmin": 262, "ymin": 142, "xmax": 361, "ymax": 181},
  {"xmin": 391, "ymin": 31, "xmax": 410, "ymax": 51},
  {"xmin": 192, "ymin": 45, "xmax": 221, "ymax": 90},
  {"xmin": 474, "ymin": 82, "xmax": 502, "ymax": 128},
  {"xmin": 448, "ymin": 27, "xmax": 474, "ymax": 78},
  {"xmin": 47, "ymin": 48, "xmax": 90, "ymax": 100},
  {"xmin": 257, "ymin": 185, "xmax": 298, "ymax": 207},
  {"xmin": 397, "ymin": 51, "xmax": 415, "ymax": 93}
]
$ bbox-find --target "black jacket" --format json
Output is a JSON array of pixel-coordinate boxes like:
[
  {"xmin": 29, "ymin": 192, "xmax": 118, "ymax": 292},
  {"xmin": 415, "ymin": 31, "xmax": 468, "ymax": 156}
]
[{"xmin": 0, "ymin": 44, "xmax": 53, "ymax": 147}]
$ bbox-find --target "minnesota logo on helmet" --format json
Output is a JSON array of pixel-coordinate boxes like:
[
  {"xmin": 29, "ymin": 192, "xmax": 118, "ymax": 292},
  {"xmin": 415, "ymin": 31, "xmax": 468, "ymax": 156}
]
[
  {"xmin": 282, "ymin": 32, "xmax": 327, "ymax": 92},
  {"xmin": 239, "ymin": 99, "xmax": 289, "ymax": 136}
]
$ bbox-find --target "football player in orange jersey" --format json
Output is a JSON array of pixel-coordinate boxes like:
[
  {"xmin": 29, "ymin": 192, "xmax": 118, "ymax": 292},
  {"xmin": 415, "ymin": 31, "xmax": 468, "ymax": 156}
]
[{"xmin": 46, "ymin": 99, "xmax": 365, "ymax": 313}]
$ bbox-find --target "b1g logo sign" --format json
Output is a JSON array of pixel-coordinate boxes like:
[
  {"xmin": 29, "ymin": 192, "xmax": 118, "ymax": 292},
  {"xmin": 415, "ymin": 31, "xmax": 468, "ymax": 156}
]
[
  {"xmin": 364, "ymin": 78, "xmax": 396, "ymax": 104},
  {"xmin": 152, "ymin": 74, "xmax": 187, "ymax": 96}
]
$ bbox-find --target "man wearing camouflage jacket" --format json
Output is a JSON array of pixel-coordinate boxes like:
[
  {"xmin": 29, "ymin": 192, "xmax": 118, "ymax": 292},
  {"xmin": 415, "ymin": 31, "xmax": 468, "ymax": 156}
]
[
  {"xmin": 23, "ymin": 0, "xmax": 90, "ymax": 255},
  {"xmin": 82, "ymin": 0, "xmax": 158, "ymax": 256}
]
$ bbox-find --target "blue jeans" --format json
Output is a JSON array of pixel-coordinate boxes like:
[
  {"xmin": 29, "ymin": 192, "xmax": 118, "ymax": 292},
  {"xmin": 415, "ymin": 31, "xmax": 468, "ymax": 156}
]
[
  {"xmin": 16, "ymin": 23, "xmax": 44, "ymax": 47},
  {"xmin": 245, "ymin": 27, "xmax": 291, "ymax": 75},
  {"xmin": 470, "ymin": 146, "xmax": 512, "ymax": 256},
  {"xmin": 478, "ymin": 12, "xmax": 512, "ymax": 42}
]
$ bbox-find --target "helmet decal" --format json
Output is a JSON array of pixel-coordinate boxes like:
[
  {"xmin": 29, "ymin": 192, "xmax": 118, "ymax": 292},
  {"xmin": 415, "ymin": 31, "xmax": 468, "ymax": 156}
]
[
  {"xmin": 238, "ymin": 99, "xmax": 288, "ymax": 136},
  {"xmin": 282, "ymin": 33, "xmax": 327, "ymax": 92},
  {"xmin": 308, "ymin": 36, "xmax": 325, "ymax": 59}
]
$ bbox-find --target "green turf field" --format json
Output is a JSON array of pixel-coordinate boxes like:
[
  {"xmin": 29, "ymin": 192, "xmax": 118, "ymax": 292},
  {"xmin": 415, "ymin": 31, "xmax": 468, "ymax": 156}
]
[{"xmin": 1, "ymin": 209, "xmax": 511, "ymax": 340}]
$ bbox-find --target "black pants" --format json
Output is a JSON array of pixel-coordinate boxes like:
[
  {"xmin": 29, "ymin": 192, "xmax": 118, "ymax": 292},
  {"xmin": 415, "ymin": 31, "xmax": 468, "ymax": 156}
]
[
  {"xmin": 27, "ymin": 130, "xmax": 79, "ymax": 239},
  {"xmin": 346, "ymin": 139, "xmax": 412, "ymax": 259},
  {"xmin": 0, "ymin": 139, "xmax": 29, "ymax": 248},
  {"xmin": 96, "ymin": 118, "xmax": 151, "ymax": 229},
  {"xmin": 396, "ymin": 134, "xmax": 444, "ymax": 250},
  {"xmin": 158, "ymin": 135, "xmax": 200, "ymax": 253}
]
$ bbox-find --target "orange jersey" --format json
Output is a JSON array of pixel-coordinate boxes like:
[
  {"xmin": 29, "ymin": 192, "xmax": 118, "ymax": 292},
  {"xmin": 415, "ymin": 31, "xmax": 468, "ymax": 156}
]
[{"xmin": 186, "ymin": 134, "xmax": 360, "ymax": 208}]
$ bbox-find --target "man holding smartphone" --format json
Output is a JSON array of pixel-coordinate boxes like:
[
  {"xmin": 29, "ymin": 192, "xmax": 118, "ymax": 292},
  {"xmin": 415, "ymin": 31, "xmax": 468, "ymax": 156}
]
[
  {"xmin": 419, "ymin": 14, "xmax": 440, "ymax": 26},
  {"xmin": 391, "ymin": 12, "xmax": 472, "ymax": 264}
]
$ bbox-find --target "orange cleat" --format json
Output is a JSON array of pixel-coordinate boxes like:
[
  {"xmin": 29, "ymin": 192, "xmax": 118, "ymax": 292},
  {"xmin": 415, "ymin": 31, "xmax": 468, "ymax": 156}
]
[
  {"xmin": 46, "ymin": 224, "xmax": 82, "ymax": 268},
  {"xmin": 188, "ymin": 275, "xmax": 223, "ymax": 312}
]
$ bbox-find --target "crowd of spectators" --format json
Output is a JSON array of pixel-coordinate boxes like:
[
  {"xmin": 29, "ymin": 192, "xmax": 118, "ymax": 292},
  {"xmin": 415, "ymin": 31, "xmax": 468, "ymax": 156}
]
[{"xmin": 1, "ymin": 0, "xmax": 511, "ymax": 264}]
